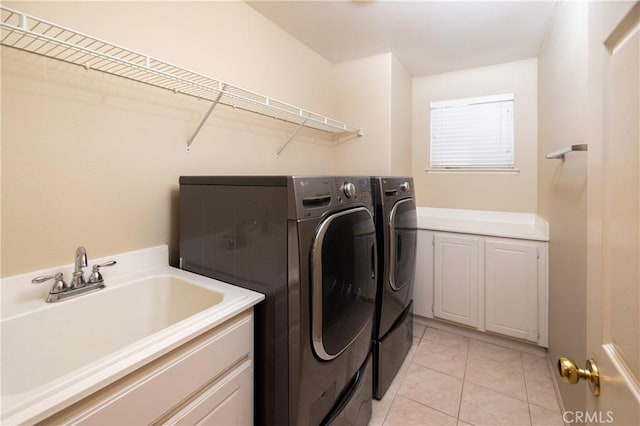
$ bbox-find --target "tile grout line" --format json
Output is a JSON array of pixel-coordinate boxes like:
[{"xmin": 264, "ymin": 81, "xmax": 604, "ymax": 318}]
[
  {"xmin": 422, "ymin": 326, "xmax": 475, "ymax": 423},
  {"xmin": 522, "ymin": 352, "xmax": 534, "ymax": 426},
  {"xmin": 397, "ymin": 389, "xmax": 462, "ymax": 423},
  {"xmin": 457, "ymin": 337, "xmax": 472, "ymax": 425},
  {"xmin": 380, "ymin": 389, "xmax": 399, "ymax": 425},
  {"xmin": 396, "ymin": 330, "xmax": 467, "ymax": 423},
  {"xmin": 432, "ymin": 331, "xmax": 537, "ymax": 425},
  {"xmin": 467, "ymin": 337, "xmax": 534, "ymax": 400},
  {"xmin": 379, "ymin": 333, "xmax": 421, "ymax": 426}
]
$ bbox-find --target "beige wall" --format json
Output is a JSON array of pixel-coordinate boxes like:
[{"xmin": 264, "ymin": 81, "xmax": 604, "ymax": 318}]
[
  {"xmin": 332, "ymin": 52, "xmax": 412, "ymax": 177},
  {"xmin": 411, "ymin": 59, "xmax": 538, "ymax": 211},
  {"xmin": 390, "ymin": 54, "xmax": 412, "ymax": 176},
  {"xmin": 332, "ymin": 53, "xmax": 412, "ymax": 177},
  {"xmin": 332, "ymin": 53, "xmax": 392, "ymax": 176},
  {"xmin": 537, "ymin": 1, "xmax": 588, "ymax": 413},
  {"xmin": 1, "ymin": 2, "xmax": 404, "ymax": 276}
]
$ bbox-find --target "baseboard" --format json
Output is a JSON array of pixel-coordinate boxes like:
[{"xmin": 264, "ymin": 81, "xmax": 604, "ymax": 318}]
[
  {"xmin": 414, "ymin": 315, "xmax": 547, "ymax": 357},
  {"xmin": 547, "ymin": 357, "xmax": 568, "ymax": 424}
]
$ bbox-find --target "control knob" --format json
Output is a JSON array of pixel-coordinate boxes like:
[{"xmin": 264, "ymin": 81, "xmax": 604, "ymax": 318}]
[
  {"xmin": 400, "ymin": 181, "xmax": 410, "ymax": 193},
  {"xmin": 341, "ymin": 182, "xmax": 356, "ymax": 199}
]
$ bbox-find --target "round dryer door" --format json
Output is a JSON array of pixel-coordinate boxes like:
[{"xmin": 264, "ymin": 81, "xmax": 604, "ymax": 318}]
[
  {"xmin": 389, "ymin": 198, "xmax": 417, "ymax": 291},
  {"xmin": 311, "ymin": 207, "xmax": 377, "ymax": 361}
]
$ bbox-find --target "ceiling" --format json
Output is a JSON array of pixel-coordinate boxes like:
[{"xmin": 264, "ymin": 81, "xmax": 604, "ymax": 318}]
[{"xmin": 247, "ymin": 1, "xmax": 557, "ymax": 77}]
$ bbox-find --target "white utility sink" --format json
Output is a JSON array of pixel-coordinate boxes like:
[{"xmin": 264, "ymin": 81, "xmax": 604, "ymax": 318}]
[
  {"xmin": 0, "ymin": 246, "xmax": 264, "ymax": 425},
  {"xmin": 2, "ymin": 275, "xmax": 223, "ymax": 395}
]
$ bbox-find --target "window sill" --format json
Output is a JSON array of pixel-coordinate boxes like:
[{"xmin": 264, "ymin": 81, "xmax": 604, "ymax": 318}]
[{"xmin": 426, "ymin": 168, "xmax": 520, "ymax": 175}]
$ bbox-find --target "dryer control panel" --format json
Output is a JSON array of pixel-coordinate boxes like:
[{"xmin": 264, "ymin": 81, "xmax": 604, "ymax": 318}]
[{"xmin": 380, "ymin": 177, "xmax": 415, "ymax": 200}]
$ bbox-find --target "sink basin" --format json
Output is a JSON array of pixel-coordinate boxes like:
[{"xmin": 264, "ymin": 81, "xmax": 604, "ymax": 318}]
[{"xmin": 1, "ymin": 275, "xmax": 224, "ymax": 396}]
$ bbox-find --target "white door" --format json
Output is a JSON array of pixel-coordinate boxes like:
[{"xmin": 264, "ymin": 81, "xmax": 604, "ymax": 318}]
[
  {"xmin": 484, "ymin": 239, "xmax": 539, "ymax": 343},
  {"xmin": 584, "ymin": 2, "xmax": 640, "ymax": 424},
  {"xmin": 433, "ymin": 233, "xmax": 480, "ymax": 327}
]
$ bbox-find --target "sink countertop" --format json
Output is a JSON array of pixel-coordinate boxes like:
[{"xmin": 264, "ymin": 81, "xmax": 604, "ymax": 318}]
[
  {"xmin": 0, "ymin": 245, "xmax": 264, "ymax": 425},
  {"xmin": 416, "ymin": 207, "xmax": 550, "ymax": 242}
]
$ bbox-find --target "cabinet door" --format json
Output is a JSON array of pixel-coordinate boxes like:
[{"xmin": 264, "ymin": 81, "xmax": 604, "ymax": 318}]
[
  {"xmin": 433, "ymin": 234, "xmax": 480, "ymax": 327},
  {"xmin": 485, "ymin": 239, "xmax": 538, "ymax": 342},
  {"xmin": 163, "ymin": 360, "xmax": 252, "ymax": 426}
]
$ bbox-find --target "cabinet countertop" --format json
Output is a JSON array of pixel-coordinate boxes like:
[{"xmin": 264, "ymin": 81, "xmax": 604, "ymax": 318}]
[{"xmin": 417, "ymin": 207, "xmax": 549, "ymax": 242}]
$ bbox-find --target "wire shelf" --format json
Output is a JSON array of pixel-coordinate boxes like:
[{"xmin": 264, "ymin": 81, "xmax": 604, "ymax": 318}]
[{"xmin": 0, "ymin": 6, "xmax": 364, "ymax": 150}]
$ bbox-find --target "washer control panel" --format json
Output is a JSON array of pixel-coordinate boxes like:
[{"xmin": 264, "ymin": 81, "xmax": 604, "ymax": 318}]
[
  {"xmin": 341, "ymin": 182, "xmax": 356, "ymax": 198},
  {"xmin": 290, "ymin": 176, "xmax": 374, "ymax": 219}
]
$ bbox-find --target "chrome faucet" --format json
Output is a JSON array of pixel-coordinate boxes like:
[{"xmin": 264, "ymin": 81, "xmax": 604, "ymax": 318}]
[
  {"xmin": 71, "ymin": 246, "xmax": 88, "ymax": 289},
  {"xmin": 31, "ymin": 246, "xmax": 116, "ymax": 303}
]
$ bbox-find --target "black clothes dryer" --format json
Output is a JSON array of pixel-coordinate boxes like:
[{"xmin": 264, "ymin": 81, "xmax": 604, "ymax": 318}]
[
  {"xmin": 370, "ymin": 176, "xmax": 417, "ymax": 400},
  {"xmin": 179, "ymin": 176, "xmax": 376, "ymax": 426}
]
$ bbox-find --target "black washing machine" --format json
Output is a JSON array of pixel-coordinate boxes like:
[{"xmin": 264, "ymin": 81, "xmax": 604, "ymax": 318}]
[
  {"xmin": 370, "ymin": 176, "xmax": 417, "ymax": 400},
  {"xmin": 179, "ymin": 176, "xmax": 377, "ymax": 425}
]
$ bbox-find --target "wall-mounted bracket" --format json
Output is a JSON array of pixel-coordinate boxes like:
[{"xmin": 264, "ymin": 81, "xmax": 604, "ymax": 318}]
[
  {"xmin": 335, "ymin": 129, "xmax": 364, "ymax": 145},
  {"xmin": 545, "ymin": 144, "xmax": 588, "ymax": 160},
  {"xmin": 186, "ymin": 85, "xmax": 226, "ymax": 152},
  {"xmin": 276, "ymin": 117, "xmax": 309, "ymax": 158}
]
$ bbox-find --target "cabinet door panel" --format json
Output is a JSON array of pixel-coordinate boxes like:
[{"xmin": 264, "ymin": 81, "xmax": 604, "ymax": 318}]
[
  {"xmin": 485, "ymin": 239, "xmax": 538, "ymax": 342},
  {"xmin": 433, "ymin": 234, "xmax": 479, "ymax": 327},
  {"xmin": 165, "ymin": 360, "xmax": 252, "ymax": 426}
]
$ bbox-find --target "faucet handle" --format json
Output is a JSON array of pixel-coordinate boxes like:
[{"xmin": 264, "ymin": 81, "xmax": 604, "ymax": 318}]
[
  {"xmin": 32, "ymin": 273, "xmax": 68, "ymax": 294},
  {"xmin": 88, "ymin": 260, "xmax": 117, "ymax": 284}
]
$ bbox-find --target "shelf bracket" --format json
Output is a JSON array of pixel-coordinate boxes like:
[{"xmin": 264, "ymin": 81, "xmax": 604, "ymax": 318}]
[
  {"xmin": 276, "ymin": 117, "xmax": 309, "ymax": 158},
  {"xmin": 335, "ymin": 130, "xmax": 363, "ymax": 145},
  {"xmin": 186, "ymin": 85, "xmax": 226, "ymax": 152},
  {"xmin": 545, "ymin": 144, "xmax": 588, "ymax": 160},
  {"xmin": 19, "ymin": 11, "xmax": 28, "ymax": 30}
]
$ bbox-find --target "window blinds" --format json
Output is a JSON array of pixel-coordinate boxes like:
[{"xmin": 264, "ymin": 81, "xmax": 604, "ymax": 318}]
[{"xmin": 430, "ymin": 93, "xmax": 514, "ymax": 169}]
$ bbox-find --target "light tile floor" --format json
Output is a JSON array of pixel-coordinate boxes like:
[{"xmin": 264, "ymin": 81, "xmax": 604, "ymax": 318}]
[{"xmin": 371, "ymin": 323, "xmax": 565, "ymax": 426}]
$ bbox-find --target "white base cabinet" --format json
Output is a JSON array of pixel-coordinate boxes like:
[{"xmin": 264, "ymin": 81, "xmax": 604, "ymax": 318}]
[
  {"xmin": 41, "ymin": 311, "xmax": 255, "ymax": 425},
  {"xmin": 415, "ymin": 230, "xmax": 548, "ymax": 347}
]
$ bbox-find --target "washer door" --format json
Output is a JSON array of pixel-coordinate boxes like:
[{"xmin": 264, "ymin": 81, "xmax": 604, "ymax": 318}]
[
  {"xmin": 388, "ymin": 198, "xmax": 417, "ymax": 291},
  {"xmin": 311, "ymin": 207, "xmax": 377, "ymax": 361}
]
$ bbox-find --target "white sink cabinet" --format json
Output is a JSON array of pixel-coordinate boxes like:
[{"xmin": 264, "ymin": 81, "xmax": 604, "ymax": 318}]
[
  {"xmin": 42, "ymin": 312, "xmax": 254, "ymax": 425},
  {"xmin": 414, "ymin": 208, "xmax": 549, "ymax": 347}
]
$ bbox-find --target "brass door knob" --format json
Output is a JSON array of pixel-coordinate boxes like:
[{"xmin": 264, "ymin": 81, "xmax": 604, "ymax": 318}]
[{"xmin": 557, "ymin": 357, "xmax": 600, "ymax": 396}]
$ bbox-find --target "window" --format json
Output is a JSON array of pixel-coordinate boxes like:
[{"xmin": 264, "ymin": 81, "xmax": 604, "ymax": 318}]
[{"xmin": 430, "ymin": 93, "xmax": 515, "ymax": 170}]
